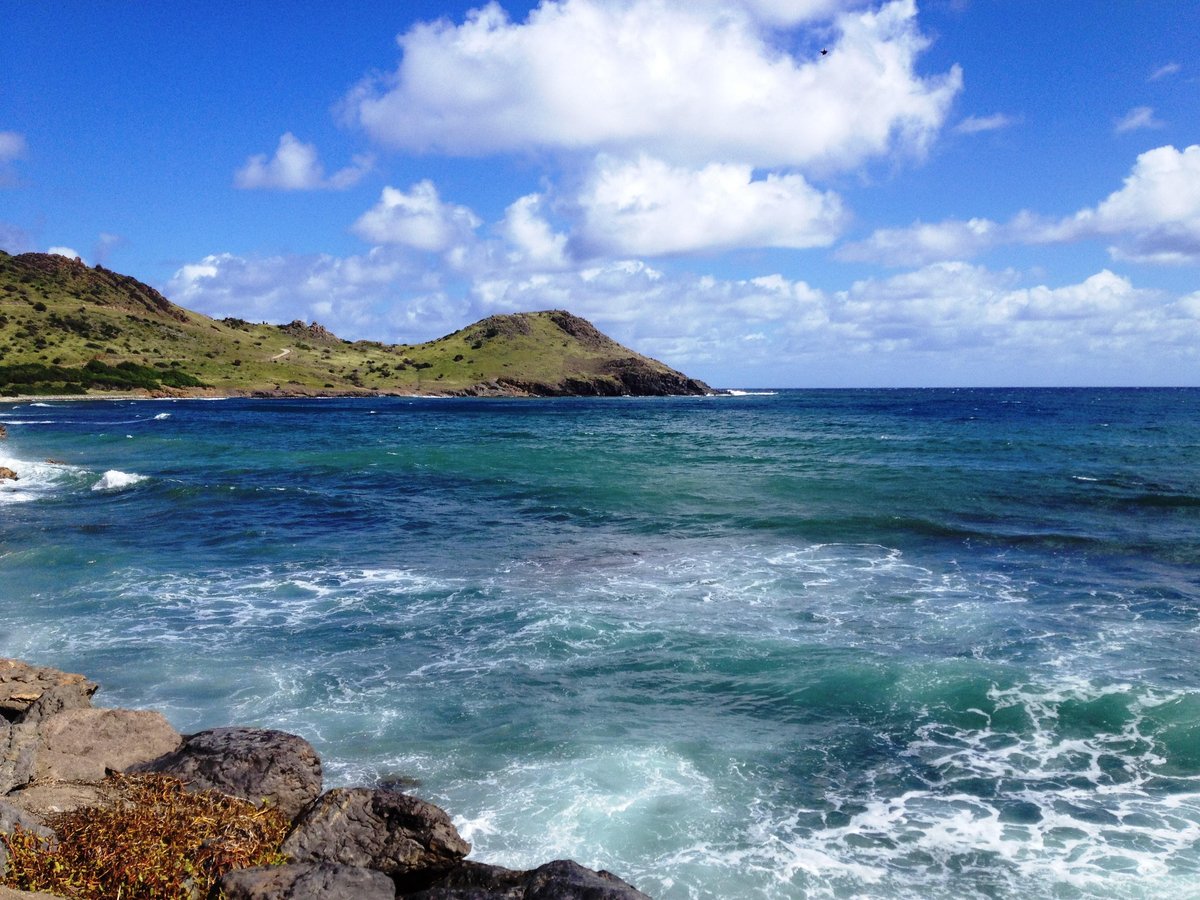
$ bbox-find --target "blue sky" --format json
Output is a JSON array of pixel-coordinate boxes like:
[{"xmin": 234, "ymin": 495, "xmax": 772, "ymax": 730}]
[{"xmin": 3, "ymin": 0, "xmax": 1198, "ymax": 387}]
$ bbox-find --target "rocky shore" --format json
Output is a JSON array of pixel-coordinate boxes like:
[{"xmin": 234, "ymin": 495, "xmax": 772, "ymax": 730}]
[{"xmin": 0, "ymin": 658, "xmax": 651, "ymax": 899}]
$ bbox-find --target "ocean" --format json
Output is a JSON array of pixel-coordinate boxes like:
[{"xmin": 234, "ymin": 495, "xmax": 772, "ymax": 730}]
[{"xmin": 1, "ymin": 389, "xmax": 1198, "ymax": 899}]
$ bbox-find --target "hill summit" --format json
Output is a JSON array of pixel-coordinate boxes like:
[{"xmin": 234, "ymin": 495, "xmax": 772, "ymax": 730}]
[{"xmin": 0, "ymin": 251, "xmax": 713, "ymax": 398}]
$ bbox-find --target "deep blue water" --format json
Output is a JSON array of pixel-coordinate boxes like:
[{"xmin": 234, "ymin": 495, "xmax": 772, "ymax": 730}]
[{"xmin": 2, "ymin": 389, "xmax": 1198, "ymax": 899}]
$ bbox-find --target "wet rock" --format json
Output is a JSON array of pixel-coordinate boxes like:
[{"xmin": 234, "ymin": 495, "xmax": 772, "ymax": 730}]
[
  {"xmin": 35, "ymin": 707, "xmax": 182, "ymax": 783},
  {"xmin": 521, "ymin": 860, "xmax": 651, "ymax": 899},
  {"xmin": 136, "ymin": 727, "xmax": 321, "ymax": 821},
  {"xmin": 408, "ymin": 859, "xmax": 652, "ymax": 900},
  {"xmin": 0, "ymin": 468, "xmax": 15, "ymax": 482},
  {"xmin": 217, "ymin": 861, "xmax": 397, "ymax": 900},
  {"xmin": 0, "ymin": 659, "xmax": 97, "ymax": 722},
  {"xmin": 281, "ymin": 788, "xmax": 469, "ymax": 889}
]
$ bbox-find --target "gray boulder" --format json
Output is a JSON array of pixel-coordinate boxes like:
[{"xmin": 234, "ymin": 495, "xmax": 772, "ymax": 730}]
[
  {"xmin": 5, "ymin": 780, "xmax": 111, "ymax": 818},
  {"xmin": 281, "ymin": 788, "xmax": 469, "ymax": 889},
  {"xmin": 216, "ymin": 861, "xmax": 396, "ymax": 900},
  {"xmin": 136, "ymin": 727, "xmax": 322, "ymax": 821},
  {"xmin": 406, "ymin": 860, "xmax": 651, "ymax": 900}
]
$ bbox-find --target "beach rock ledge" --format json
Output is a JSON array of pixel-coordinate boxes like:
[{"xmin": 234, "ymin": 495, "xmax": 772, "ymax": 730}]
[{"xmin": 0, "ymin": 658, "xmax": 651, "ymax": 899}]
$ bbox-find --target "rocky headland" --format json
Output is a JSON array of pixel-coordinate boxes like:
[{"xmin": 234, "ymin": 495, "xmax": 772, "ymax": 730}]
[{"xmin": 0, "ymin": 658, "xmax": 651, "ymax": 899}]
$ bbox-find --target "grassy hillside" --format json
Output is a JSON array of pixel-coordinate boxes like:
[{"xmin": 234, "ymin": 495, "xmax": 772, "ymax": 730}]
[{"xmin": 0, "ymin": 251, "xmax": 712, "ymax": 398}]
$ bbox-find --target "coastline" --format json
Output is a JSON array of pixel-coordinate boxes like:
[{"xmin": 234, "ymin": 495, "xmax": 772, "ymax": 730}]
[{"xmin": 0, "ymin": 657, "xmax": 652, "ymax": 899}]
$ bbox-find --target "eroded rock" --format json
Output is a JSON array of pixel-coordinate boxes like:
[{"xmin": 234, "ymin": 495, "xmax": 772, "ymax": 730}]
[
  {"xmin": 408, "ymin": 859, "xmax": 652, "ymax": 900},
  {"xmin": 33, "ymin": 707, "xmax": 182, "ymax": 783},
  {"xmin": 281, "ymin": 788, "xmax": 469, "ymax": 889},
  {"xmin": 0, "ymin": 659, "xmax": 97, "ymax": 722},
  {"xmin": 135, "ymin": 727, "xmax": 321, "ymax": 821},
  {"xmin": 218, "ymin": 861, "xmax": 397, "ymax": 900}
]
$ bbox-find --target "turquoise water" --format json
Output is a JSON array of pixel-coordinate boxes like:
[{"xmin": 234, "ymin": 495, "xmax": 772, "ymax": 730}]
[{"xmin": 2, "ymin": 390, "xmax": 1198, "ymax": 899}]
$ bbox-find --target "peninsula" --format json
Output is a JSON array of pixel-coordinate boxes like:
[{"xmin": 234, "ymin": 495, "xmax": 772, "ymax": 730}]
[{"xmin": 0, "ymin": 251, "xmax": 713, "ymax": 399}]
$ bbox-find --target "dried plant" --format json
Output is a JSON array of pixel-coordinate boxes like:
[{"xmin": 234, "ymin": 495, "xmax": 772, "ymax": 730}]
[{"xmin": 1, "ymin": 772, "xmax": 290, "ymax": 899}]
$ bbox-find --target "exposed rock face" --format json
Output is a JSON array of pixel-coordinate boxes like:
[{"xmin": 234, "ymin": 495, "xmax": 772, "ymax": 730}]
[
  {"xmin": 409, "ymin": 859, "xmax": 653, "ymax": 899},
  {"xmin": 218, "ymin": 861, "xmax": 397, "ymax": 900},
  {"xmin": 0, "ymin": 659, "xmax": 97, "ymax": 722},
  {"xmin": 32, "ymin": 708, "xmax": 181, "ymax": 783},
  {"xmin": 0, "ymin": 469, "xmax": 17, "ymax": 483},
  {"xmin": 135, "ymin": 727, "xmax": 322, "ymax": 822},
  {"xmin": 281, "ymin": 788, "xmax": 470, "ymax": 889}
]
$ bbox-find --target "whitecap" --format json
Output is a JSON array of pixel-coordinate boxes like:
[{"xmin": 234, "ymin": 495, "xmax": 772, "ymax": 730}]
[
  {"xmin": 91, "ymin": 470, "xmax": 147, "ymax": 492},
  {"xmin": 153, "ymin": 413, "xmax": 171, "ymax": 420}
]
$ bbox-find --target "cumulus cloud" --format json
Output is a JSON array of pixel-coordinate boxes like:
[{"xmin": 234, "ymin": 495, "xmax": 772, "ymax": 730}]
[
  {"xmin": 1114, "ymin": 106, "xmax": 1164, "ymax": 134},
  {"xmin": 1061, "ymin": 144, "xmax": 1200, "ymax": 263},
  {"xmin": 841, "ymin": 144, "xmax": 1200, "ymax": 266},
  {"xmin": 166, "ymin": 247, "xmax": 468, "ymax": 340},
  {"xmin": 235, "ymin": 133, "xmax": 373, "ymax": 190},
  {"xmin": 344, "ymin": 0, "xmax": 959, "ymax": 171},
  {"xmin": 499, "ymin": 194, "xmax": 569, "ymax": 268},
  {"xmin": 838, "ymin": 217, "xmax": 998, "ymax": 266},
  {"xmin": 47, "ymin": 246, "xmax": 83, "ymax": 261},
  {"xmin": 574, "ymin": 155, "xmax": 847, "ymax": 256},
  {"xmin": 352, "ymin": 181, "xmax": 482, "ymax": 253}
]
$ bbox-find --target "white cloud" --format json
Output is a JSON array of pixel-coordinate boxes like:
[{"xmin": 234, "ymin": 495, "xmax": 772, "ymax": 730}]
[
  {"xmin": 499, "ymin": 194, "xmax": 569, "ymax": 268},
  {"xmin": 841, "ymin": 145, "xmax": 1200, "ymax": 266},
  {"xmin": 235, "ymin": 133, "xmax": 373, "ymax": 191},
  {"xmin": 47, "ymin": 246, "xmax": 83, "ymax": 261},
  {"xmin": 1114, "ymin": 106, "xmax": 1164, "ymax": 134},
  {"xmin": 0, "ymin": 132, "xmax": 26, "ymax": 163},
  {"xmin": 0, "ymin": 131, "xmax": 27, "ymax": 187},
  {"xmin": 574, "ymin": 155, "xmax": 847, "ymax": 256},
  {"xmin": 728, "ymin": 0, "xmax": 864, "ymax": 26},
  {"xmin": 1064, "ymin": 144, "xmax": 1200, "ymax": 263},
  {"xmin": 838, "ymin": 217, "xmax": 998, "ymax": 266},
  {"xmin": 0, "ymin": 223, "xmax": 33, "ymax": 253},
  {"xmin": 166, "ymin": 247, "xmax": 462, "ymax": 340},
  {"xmin": 1148, "ymin": 62, "xmax": 1180, "ymax": 82},
  {"xmin": 345, "ymin": 0, "xmax": 959, "ymax": 171},
  {"xmin": 352, "ymin": 181, "xmax": 482, "ymax": 253},
  {"xmin": 953, "ymin": 113, "xmax": 1017, "ymax": 135}
]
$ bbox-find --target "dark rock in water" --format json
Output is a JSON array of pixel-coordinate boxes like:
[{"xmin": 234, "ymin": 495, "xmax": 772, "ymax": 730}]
[
  {"xmin": 218, "ymin": 861, "xmax": 397, "ymax": 900},
  {"xmin": 0, "ymin": 468, "xmax": 16, "ymax": 482},
  {"xmin": 34, "ymin": 708, "xmax": 182, "ymax": 783},
  {"xmin": 281, "ymin": 787, "xmax": 469, "ymax": 889},
  {"xmin": 0, "ymin": 424, "xmax": 6, "ymax": 440},
  {"xmin": 521, "ymin": 860, "xmax": 652, "ymax": 899},
  {"xmin": 135, "ymin": 727, "xmax": 322, "ymax": 822},
  {"xmin": 0, "ymin": 798, "xmax": 56, "ymax": 877},
  {"xmin": 0, "ymin": 659, "xmax": 97, "ymax": 723},
  {"xmin": 408, "ymin": 859, "xmax": 652, "ymax": 899}
]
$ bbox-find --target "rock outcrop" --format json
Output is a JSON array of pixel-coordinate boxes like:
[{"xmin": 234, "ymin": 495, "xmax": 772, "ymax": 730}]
[
  {"xmin": 134, "ymin": 726, "xmax": 322, "ymax": 821},
  {"xmin": 0, "ymin": 470, "xmax": 16, "ymax": 483},
  {"xmin": 282, "ymin": 788, "xmax": 470, "ymax": 890},
  {"xmin": 0, "ymin": 658, "xmax": 655, "ymax": 899}
]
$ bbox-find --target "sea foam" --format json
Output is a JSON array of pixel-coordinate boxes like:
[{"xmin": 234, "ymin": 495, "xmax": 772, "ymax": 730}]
[{"xmin": 91, "ymin": 470, "xmax": 147, "ymax": 491}]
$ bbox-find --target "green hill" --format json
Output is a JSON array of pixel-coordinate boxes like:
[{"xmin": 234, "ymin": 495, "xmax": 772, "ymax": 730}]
[{"xmin": 0, "ymin": 251, "xmax": 713, "ymax": 398}]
